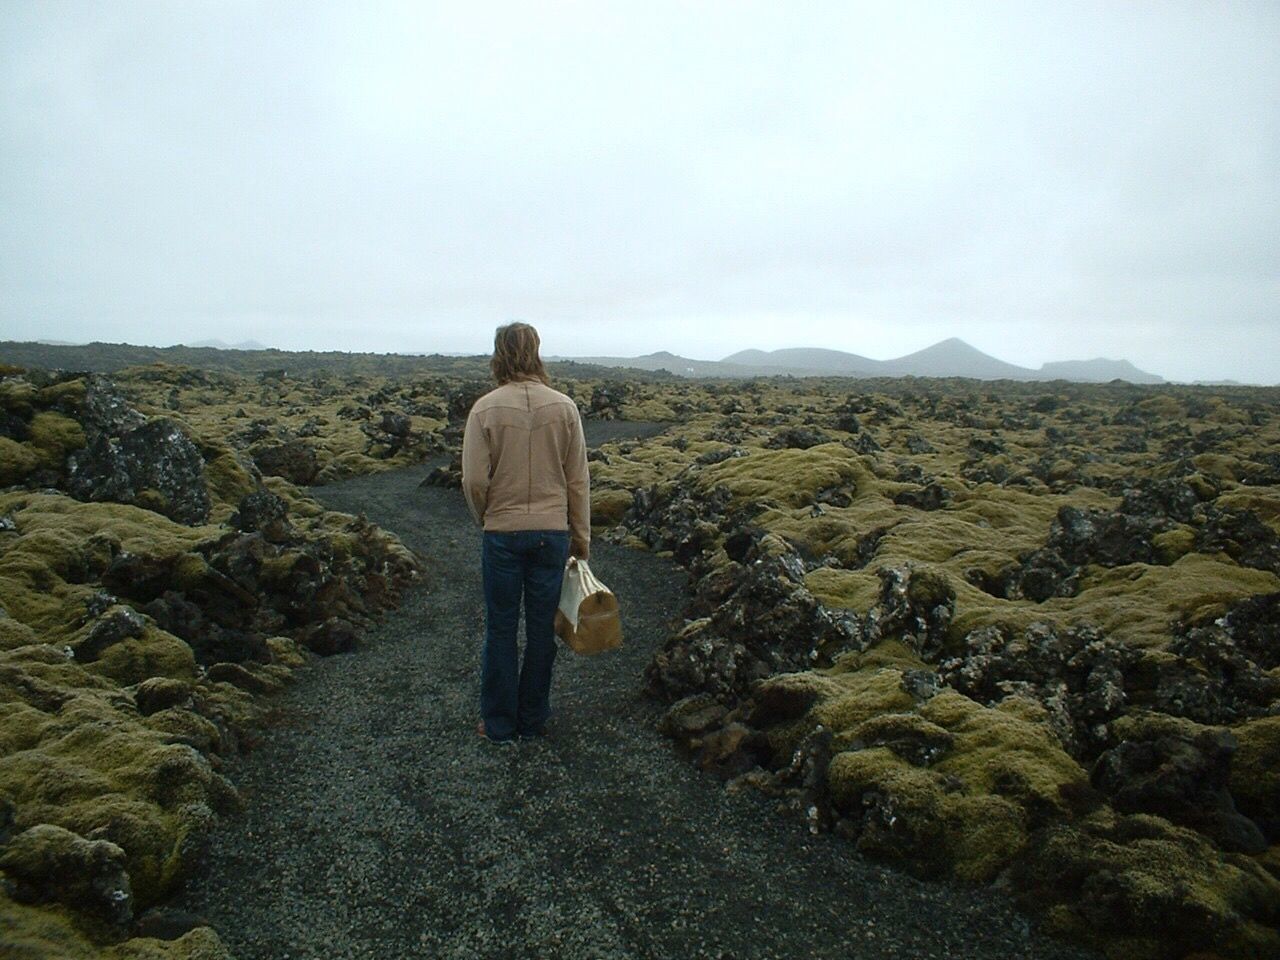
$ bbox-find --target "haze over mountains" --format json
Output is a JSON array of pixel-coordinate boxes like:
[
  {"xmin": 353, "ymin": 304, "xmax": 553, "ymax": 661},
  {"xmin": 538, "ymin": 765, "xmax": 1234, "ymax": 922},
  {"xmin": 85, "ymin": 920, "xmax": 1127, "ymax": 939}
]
[
  {"xmin": 13, "ymin": 335, "xmax": 1186, "ymax": 382},
  {"xmin": 559, "ymin": 337, "xmax": 1166, "ymax": 383}
]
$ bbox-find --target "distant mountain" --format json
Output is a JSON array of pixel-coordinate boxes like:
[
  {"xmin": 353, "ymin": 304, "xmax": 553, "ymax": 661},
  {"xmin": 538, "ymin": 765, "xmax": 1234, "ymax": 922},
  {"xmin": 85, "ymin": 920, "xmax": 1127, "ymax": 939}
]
[
  {"xmin": 184, "ymin": 338, "xmax": 268, "ymax": 350},
  {"xmin": 880, "ymin": 337, "xmax": 1036, "ymax": 379},
  {"xmin": 721, "ymin": 347, "xmax": 881, "ymax": 376},
  {"xmin": 550, "ymin": 351, "xmax": 755, "ymax": 377},
  {"xmin": 1039, "ymin": 358, "xmax": 1163, "ymax": 384}
]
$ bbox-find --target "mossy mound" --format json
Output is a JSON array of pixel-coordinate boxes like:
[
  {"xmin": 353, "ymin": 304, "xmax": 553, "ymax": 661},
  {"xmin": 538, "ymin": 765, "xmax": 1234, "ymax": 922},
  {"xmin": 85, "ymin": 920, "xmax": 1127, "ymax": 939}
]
[
  {"xmin": 1014, "ymin": 812, "xmax": 1280, "ymax": 960},
  {"xmin": 813, "ymin": 673, "xmax": 1087, "ymax": 883},
  {"xmin": 0, "ymin": 894, "xmax": 231, "ymax": 959}
]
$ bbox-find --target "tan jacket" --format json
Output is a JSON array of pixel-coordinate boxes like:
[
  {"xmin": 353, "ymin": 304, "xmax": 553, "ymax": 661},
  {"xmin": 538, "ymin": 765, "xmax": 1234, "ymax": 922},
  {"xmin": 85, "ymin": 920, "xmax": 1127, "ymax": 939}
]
[{"xmin": 461, "ymin": 379, "xmax": 591, "ymax": 559}]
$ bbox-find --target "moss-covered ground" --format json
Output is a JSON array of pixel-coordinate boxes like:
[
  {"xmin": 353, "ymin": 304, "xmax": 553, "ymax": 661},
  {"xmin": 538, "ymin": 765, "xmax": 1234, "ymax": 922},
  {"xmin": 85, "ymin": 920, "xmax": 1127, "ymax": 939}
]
[
  {"xmin": 4, "ymin": 355, "xmax": 1278, "ymax": 958},
  {"xmin": 581, "ymin": 375, "xmax": 1280, "ymax": 959},
  {"xmin": 0, "ymin": 362, "xmax": 427, "ymax": 955}
]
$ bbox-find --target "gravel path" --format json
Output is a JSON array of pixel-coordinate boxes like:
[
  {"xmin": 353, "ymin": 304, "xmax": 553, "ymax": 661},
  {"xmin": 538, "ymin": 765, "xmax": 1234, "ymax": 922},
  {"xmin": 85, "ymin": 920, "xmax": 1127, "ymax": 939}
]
[{"xmin": 176, "ymin": 439, "xmax": 1099, "ymax": 960}]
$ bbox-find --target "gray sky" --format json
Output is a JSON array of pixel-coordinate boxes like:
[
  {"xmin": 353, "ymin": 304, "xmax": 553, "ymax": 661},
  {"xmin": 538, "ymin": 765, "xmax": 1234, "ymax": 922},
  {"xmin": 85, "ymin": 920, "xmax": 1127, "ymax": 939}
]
[{"xmin": 2, "ymin": 2, "xmax": 1278, "ymax": 383}]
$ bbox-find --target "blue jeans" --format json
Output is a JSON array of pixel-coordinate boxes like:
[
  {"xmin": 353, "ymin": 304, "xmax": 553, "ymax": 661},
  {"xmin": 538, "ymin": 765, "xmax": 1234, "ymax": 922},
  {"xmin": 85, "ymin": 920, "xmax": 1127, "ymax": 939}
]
[{"xmin": 480, "ymin": 529, "xmax": 570, "ymax": 741}]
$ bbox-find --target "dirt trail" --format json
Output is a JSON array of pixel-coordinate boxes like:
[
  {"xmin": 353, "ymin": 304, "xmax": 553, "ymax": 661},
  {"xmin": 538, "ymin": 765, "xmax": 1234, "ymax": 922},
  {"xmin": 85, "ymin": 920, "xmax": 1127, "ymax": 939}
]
[{"xmin": 175, "ymin": 440, "xmax": 1098, "ymax": 960}]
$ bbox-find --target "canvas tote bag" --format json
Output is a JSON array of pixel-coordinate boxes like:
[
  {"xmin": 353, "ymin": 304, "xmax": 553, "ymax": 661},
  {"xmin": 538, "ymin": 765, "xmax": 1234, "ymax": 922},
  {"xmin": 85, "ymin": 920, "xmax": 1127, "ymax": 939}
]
[{"xmin": 555, "ymin": 557, "xmax": 623, "ymax": 654}]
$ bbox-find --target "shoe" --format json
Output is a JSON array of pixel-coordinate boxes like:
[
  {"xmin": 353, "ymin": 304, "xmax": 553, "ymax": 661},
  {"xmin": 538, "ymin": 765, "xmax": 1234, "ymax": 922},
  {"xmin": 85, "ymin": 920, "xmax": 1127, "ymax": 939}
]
[
  {"xmin": 517, "ymin": 728, "xmax": 546, "ymax": 741},
  {"xmin": 476, "ymin": 720, "xmax": 515, "ymax": 745}
]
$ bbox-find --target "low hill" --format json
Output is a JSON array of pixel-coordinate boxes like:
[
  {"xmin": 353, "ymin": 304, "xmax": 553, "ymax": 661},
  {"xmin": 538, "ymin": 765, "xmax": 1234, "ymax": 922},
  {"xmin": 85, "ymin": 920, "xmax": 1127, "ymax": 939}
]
[
  {"xmin": 185, "ymin": 338, "xmax": 269, "ymax": 350},
  {"xmin": 720, "ymin": 347, "xmax": 882, "ymax": 376},
  {"xmin": 1039, "ymin": 357, "xmax": 1164, "ymax": 384}
]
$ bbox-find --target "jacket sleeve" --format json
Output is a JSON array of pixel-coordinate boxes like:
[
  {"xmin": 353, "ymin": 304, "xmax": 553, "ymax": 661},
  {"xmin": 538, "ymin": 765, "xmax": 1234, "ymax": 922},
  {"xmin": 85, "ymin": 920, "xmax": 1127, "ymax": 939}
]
[
  {"xmin": 460, "ymin": 410, "xmax": 489, "ymax": 526},
  {"xmin": 564, "ymin": 408, "xmax": 591, "ymax": 559}
]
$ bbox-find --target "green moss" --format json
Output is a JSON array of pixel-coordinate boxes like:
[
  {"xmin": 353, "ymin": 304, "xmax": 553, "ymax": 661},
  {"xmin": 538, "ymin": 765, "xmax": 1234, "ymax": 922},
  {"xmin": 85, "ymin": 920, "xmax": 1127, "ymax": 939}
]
[
  {"xmin": 828, "ymin": 744, "xmax": 942, "ymax": 812},
  {"xmin": 833, "ymin": 639, "xmax": 928, "ymax": 673},
  {"xmin": 697, "ymin": 443, "xmax": 876, "ymax": 509},
  {"xmin": 809, "ymin": 667, "xmax": 916, "ymax": 733},
  {"xmin": 804, "ymin": 567, "xmax": 880, "ymax": 612},
  {"xmin": 789, "ymin": 658, "xmax": 1085, "ymax": 883},
  {"xmin": 0, "ymin": 700, "xmax": 55, "ymax": 753},
  {"xmin": 1018, "ymin": 814, "xmax": 1280, "ymax": 960},
  {"xmin": 1068, "ymin": 554, "xmax": 1280, "ymax": 647},
  {"xmin": 202, "ymin": 449, "xmax": 257, "ymax": 508},
  {"xmin": 0, "ymin": 380, "xmax": 38, "ymax": 419},
  {"xmin": 144, "ymin": 707, "xmax": 222, "ymax": 753},
  {"xmin": 0, "ymin": 617, "xmax": 39, "ymax": 651},
  {"xmin": 86, "ymin": 626, "xmax": 197, "ymax": 687},
  {"xmin": 1110, "ymin": 710, "xmax": 1209, "ymax": 742},
  {"xmin": 60, "ymin": 795, "xmax": 188, "ymax": 904},
  {"xmin": 105, "ymin": 926, "xmax": 233, "ymax": 959},
  {"xmin": 0, "ymin": 894, "xmax": 233, "ymax": 958},
  {"xmin": 4, "ymin": 705, "xmax": 237, "ymax": 905},
  {"xmin": 27, "ymin": 412, "xmax": 86, "ymax": 467},
  {"xmin": 620, "ymin": 399, "xmax": 678, "ymax": 420},
  {"xmin": 35, "ymin": 378, "xmax": 88, "ymax": 407},
  {"xmin": 1231, "ymin": 716, "xmax": 1280, "ymax": 834},
  {"xmin": 948, "ymin": 793, "xmax": 1028, "ymax": 882},
  {"xmin": 923, "ymin": 690, "xmax": 1086, "ymax": 815},
  {"xmin": 590, "ymin": 488, "xmax": 632, "ymax": 526},
  {"xmin": 0, "ymin": 436, "xmax": 40, "ymax": 485},
  {"xmin": 1191, "ymin": 452, "xmax": 1244, "ymax": 483},
  {"xmin": 1217, "ymin": 487, "xmax": 1280, "ymax": 531},
  {"xmin": 0, "ymin": 492, "xmax": 215, "ymax": 644},
  {"xmin": 1152, "ymin": 527, "xmax": 1196, "ymax": 563},
  {"xmin": 0, "ymin": 895, "xmax": 103, "ymax": 959}
]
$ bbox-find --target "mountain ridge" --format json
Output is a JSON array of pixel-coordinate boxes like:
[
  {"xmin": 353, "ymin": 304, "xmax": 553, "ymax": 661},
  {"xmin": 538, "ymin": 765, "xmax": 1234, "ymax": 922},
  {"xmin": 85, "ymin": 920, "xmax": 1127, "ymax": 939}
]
[{"xmin": 564, "ymin": 337, "xmax": 1165, "ymax": 383}]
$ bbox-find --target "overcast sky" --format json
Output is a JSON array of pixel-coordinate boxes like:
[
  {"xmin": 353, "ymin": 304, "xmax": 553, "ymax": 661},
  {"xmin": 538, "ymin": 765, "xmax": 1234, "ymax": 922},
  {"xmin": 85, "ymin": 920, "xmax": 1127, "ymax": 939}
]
[{"xmin": 2, "ymin": 2, "xmax": 1277, "ymax": 382}]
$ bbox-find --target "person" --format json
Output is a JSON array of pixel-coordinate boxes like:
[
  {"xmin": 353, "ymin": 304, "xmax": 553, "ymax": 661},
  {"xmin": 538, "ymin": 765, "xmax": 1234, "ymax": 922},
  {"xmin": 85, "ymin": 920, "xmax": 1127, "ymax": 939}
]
[{"xmin": 461, "ymin": 322, "xmax": 591, "ymax": 744}]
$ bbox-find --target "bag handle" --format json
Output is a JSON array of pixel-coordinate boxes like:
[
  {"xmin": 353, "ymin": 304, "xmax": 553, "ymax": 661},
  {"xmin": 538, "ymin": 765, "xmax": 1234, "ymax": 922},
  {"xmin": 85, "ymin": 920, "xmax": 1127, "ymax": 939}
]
[{"xmin": 565, "ymin": 556, "xmax": 608, "ymax": 595}]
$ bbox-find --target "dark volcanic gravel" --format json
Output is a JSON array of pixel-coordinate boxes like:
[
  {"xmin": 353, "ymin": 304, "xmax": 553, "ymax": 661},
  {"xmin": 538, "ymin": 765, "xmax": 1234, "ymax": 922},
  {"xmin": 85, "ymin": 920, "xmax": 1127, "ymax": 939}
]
[{"xmin": 175, "ymin": 444, "xmax": 1099, "ymax": 959}]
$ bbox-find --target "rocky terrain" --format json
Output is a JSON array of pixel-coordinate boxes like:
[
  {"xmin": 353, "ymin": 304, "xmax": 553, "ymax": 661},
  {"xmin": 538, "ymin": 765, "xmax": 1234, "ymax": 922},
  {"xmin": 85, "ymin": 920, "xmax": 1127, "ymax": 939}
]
[
  {"xmin": 1, "ymin": 351, "xmax": 1278, "ymax": 959},
  {"xmin": 583, "ymin": 376, "xmax": 1280, "ymax": 959},
  {"xmin": 0, "ymin": 362, "xmax": 425, "ymax": 956}
]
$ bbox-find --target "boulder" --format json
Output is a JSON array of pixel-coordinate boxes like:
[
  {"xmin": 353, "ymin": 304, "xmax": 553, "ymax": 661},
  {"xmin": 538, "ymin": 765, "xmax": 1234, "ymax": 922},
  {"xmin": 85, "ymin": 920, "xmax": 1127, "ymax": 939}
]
[
  {"xmin": 230, "ymin": 491, "xmax": 290, "ymax": 538},
  {"xmin": 766, "ymin": 426, "xmax": 832, "ymax": 450},
  {"xmin": 1091, "ymin": 728, "xmax": 1267, "ymax": 853},
  {"xmin": 65, "ymin": 389, "xmax": 211, "ymax": 524},
  {"xmin": 252, "ymin": 440, "xmax": 318, "ymax": 486}
]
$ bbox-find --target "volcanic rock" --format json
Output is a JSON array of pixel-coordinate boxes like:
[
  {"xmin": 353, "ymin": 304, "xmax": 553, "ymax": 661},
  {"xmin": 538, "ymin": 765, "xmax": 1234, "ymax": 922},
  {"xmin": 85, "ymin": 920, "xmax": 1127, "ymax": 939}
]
[
  {"xmin": 421, "ymin": 455, "xmax": 462, "ymax": 489},
  {"xmin": 1195, "ymin": 506, "xmax": 1280, "ymax": 574},
  {"xmin": 892, "ymin": 482, "xmax": 952, "ymax": 511},
  {"xmin": 252, "ymin": 440, "xmax": 319, "ymax": 485},
  {"xmin": 73, "ymin": 606, "xmax": 147, "ymax": 663},
  {"xmin": 1090, "ymin": 728, "xmax": 1266, "ymax": 853},
  {"xmin": 939, "ymin": 622, "xmax": 1135, "ymax": 757},
  {"xmin": 65, "ymin": 389, "xmax": 211, "ymax": 524},
  {"xmin": 767, "ymin": 426, "xmax": 832, "ymax": 450},
  {"xmin": 231, "ymin": 490, "xmax": 291, "ymax": 541},
  {"xmin": 860, "ymin": 566, "xmax": 955, "ymax": 661}
]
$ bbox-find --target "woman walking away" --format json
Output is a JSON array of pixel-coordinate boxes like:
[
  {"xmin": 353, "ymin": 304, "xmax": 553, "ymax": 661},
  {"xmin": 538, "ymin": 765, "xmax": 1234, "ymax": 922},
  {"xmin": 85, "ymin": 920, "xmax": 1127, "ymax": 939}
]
[{"xmin": 461, "ymin": 323, "xmax": 591, "ymax": 744}]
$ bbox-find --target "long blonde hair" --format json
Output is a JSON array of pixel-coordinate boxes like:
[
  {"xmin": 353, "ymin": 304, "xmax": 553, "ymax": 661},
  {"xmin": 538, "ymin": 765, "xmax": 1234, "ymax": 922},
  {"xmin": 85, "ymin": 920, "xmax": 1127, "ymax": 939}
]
[{"xmin": 490, "ymin": 322, "xmax": 550, "ymax": 385}]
